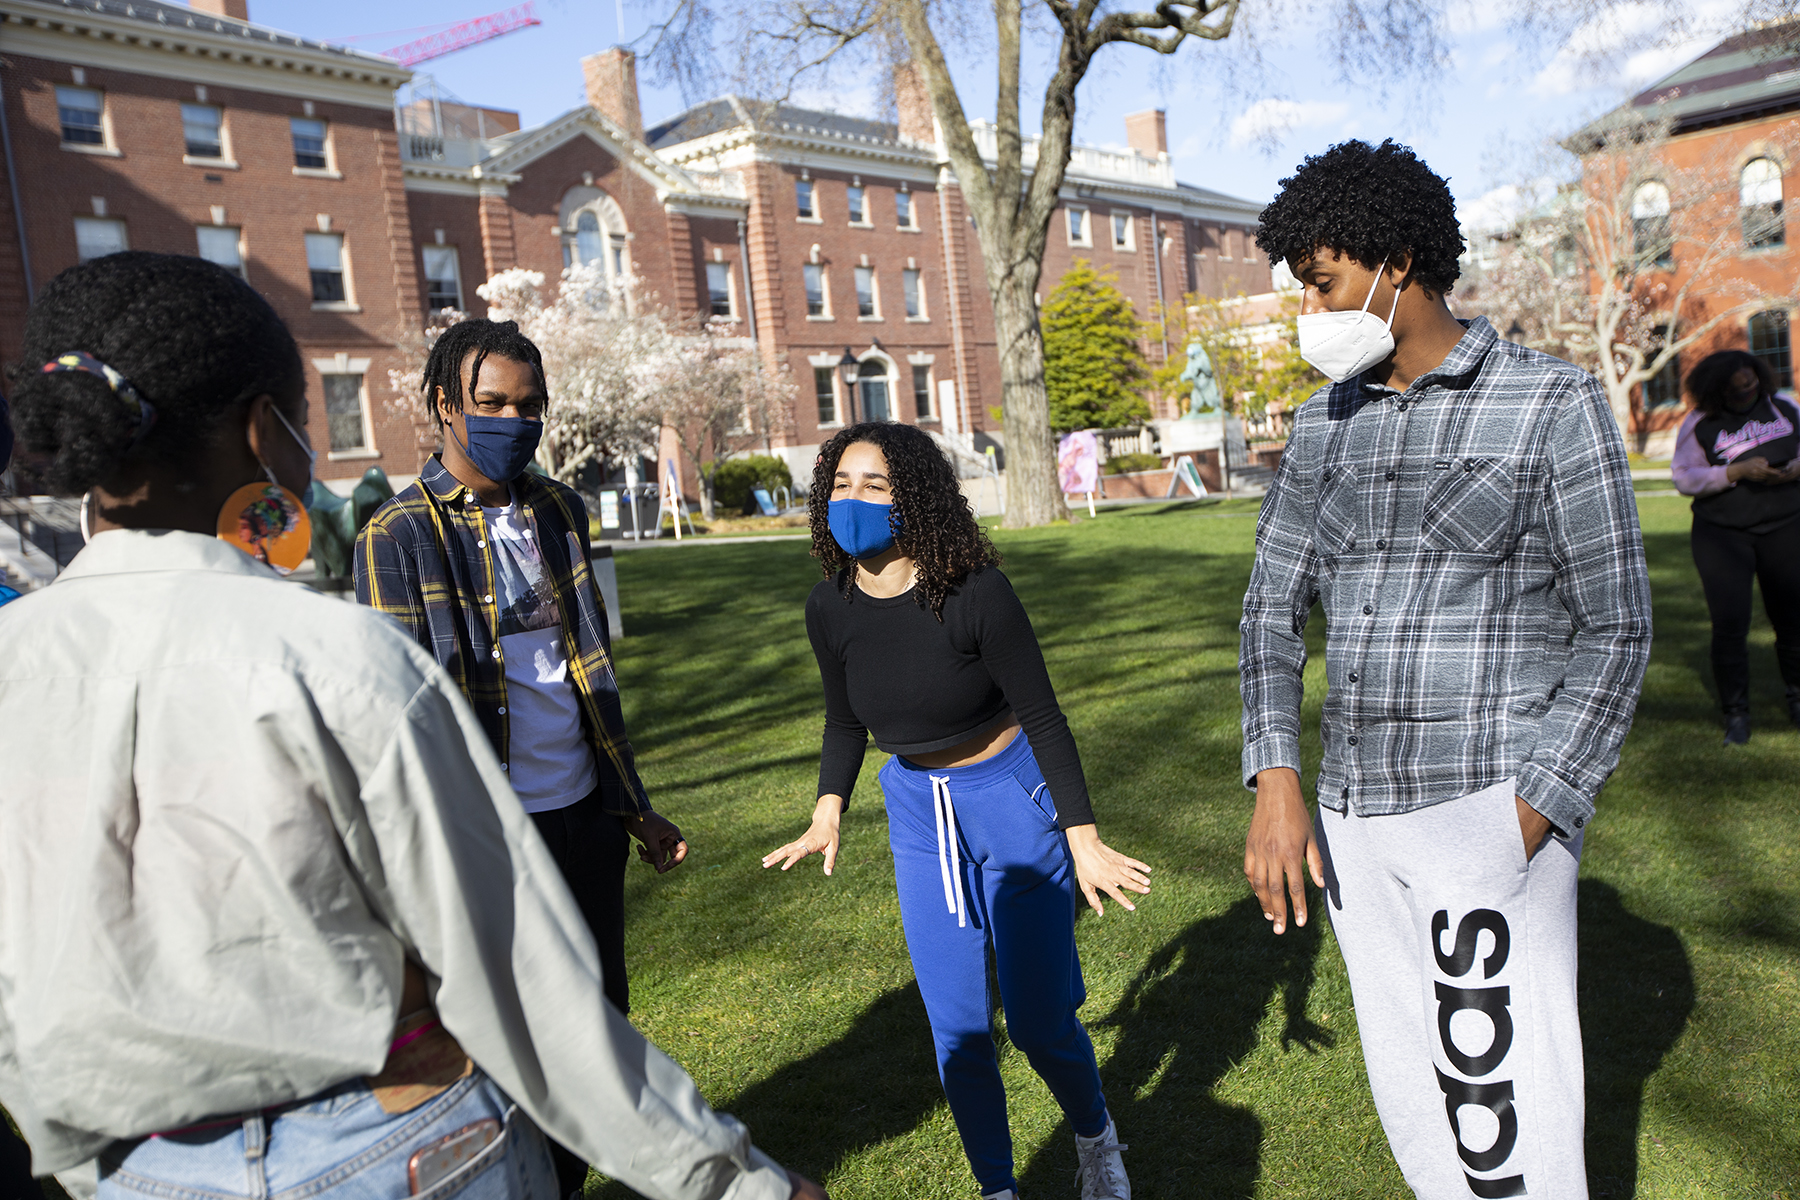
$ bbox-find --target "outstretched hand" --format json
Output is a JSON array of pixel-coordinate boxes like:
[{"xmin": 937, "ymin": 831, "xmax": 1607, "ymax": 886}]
[
  {"xmin": 1064, "ymin": 824, "xmax": 1151, "ymax": 915},
  {"xmin": 762, "ymin": 795, "xmax": 844, "ymax": 875},
  {"xmin": 1245, "ymin": 767, "xmax": 1324, "ymax": 935}
]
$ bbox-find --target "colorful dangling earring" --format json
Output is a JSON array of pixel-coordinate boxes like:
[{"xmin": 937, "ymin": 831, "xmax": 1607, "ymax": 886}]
[{"xmin": 216, "ymin": 466, "xmax": 311, "ymax": 575}]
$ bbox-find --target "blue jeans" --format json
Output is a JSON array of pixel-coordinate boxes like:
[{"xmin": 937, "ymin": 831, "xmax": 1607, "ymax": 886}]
[
  {"xmin": 97, "ymin": 1070, "xmax": 556, "ymax": 1200},
  {"xmin": 880, "ymin": 732, "xmax": 1109, "ymax": 1196}
]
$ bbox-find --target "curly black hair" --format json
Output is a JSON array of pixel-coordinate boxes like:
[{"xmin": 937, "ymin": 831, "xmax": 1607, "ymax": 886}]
[
  {"xmin": 809, "ymin": 422, "xmax": 1000, "ymax": 619},
  {"xmin": 1683, "ymin": 349, "xmax": 1774, "ymax": 416},
  {"xmin": 1254, "ymin": 139, "xmax": 1465, "ymax": 295},
  {"xmin": 7, "ymin": 252, "xmax": 303, "ymax": 496},
  {"xmin": 422, "ymin": 318, "xmax": 546, "ymax": 425}
]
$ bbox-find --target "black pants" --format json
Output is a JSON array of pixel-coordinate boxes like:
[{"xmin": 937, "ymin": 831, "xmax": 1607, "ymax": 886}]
[
  {"xmin": 1, "ymin": 1118, "xmax": 38, "ymax": 1200},
  {"xmin": 1691, "ymin": 516, "xmax": 1800, "ymax": 714},
  {"xmin": 528, "ymin": 790, "xmax": 632, "ymax": 1197}
]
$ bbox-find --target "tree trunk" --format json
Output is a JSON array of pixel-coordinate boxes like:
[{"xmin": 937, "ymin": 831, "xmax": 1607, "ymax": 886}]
[{"xmin": 990, "ymin": 270, "xmax": 1067, "ymax": 527}]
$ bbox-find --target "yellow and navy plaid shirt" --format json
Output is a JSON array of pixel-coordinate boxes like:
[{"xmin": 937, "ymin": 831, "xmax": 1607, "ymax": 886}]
[{"xmin": 354, "ymin": 457, "xmax": 649, "ymax": 817}]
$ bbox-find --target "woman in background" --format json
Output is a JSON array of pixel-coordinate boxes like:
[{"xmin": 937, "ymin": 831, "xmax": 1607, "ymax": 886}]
[{"xmin": 1672, "ymin": 349, "xmax": 1800, "ymax": 743}]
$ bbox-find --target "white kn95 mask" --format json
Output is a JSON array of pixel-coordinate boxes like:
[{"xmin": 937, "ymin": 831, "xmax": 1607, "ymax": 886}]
[{"xmin": 1296, "ymin": 259, "xmax": 1401, "ymax": 383}]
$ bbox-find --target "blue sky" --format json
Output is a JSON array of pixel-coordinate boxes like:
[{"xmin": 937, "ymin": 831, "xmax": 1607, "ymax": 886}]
[{"xmin": 254, "ymin": 0, "xmax": 1733, "ymax": 227}]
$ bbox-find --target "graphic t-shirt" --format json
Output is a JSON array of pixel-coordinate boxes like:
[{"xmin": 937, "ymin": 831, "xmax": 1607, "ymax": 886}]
[{"xmin": 482, "ymin": 502, "xmax": 597, "ymax": 812}]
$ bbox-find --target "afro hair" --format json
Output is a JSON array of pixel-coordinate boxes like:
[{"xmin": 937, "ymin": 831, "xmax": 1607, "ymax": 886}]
[{"xmin": 1254, "ymin": 139, "xmax": 1465, "ymax": 295}]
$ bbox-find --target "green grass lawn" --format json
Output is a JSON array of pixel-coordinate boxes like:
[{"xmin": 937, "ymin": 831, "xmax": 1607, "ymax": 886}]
[{"xmin": 600, "ymin": 496, "xmax": 1797, "ymax": 1200}]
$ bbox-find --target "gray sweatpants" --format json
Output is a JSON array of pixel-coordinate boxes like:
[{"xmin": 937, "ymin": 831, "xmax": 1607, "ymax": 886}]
[{"xmin": 1316, "ymin": 778, "xmax": 1586, "ymax": 1200}]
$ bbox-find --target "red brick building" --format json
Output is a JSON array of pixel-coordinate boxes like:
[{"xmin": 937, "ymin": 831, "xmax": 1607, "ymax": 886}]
[
  {"xmin": 1, "ymin": 0, "xmax": 1271, "ymax": 491},
  {"xmin": 0, "ymin": 0, "xmax": 422, "ymax": 484},
  {"xmin": 1570, "ymin": 22, "xmax": 1800, "ymax": 455}
]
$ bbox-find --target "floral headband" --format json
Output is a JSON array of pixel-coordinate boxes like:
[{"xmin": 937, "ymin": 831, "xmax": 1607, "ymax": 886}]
[{"xmin": 42, "ymin": 351, "xmax": 158, "ymax": 447}]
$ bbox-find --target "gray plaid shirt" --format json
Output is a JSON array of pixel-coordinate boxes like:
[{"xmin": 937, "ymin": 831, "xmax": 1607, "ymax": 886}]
[{"xmin": 1239, "ymin": 317, "xmax": 1651, "ymax": 837}]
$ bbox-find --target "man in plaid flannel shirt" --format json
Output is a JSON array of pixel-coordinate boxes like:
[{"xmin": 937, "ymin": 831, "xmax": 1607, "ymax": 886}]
[
  {"xmin": 356, "ymin": 320, "xmax": 688, "ymax": 1199},
  {"xmin": 1239, "ymin": 141, "xmax": 1650, "ymax": 1199}
]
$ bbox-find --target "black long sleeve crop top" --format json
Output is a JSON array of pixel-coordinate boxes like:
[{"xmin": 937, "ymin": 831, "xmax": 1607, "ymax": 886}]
[{"xmin": 803, "ymin": 565, "xmax": 1095, "ymax": 829}]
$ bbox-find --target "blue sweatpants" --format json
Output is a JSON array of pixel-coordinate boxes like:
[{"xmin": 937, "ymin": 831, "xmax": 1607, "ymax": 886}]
[{"xmin": 878, "ymin": 732, "xmax": 1109, "ymax": 1195}]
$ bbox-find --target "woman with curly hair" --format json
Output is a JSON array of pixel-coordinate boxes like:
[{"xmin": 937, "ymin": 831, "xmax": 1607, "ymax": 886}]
[
  {"xmin": 1672, "ymin": 348, "xmax": 1800, "ymax": 742},
  {"xmin": 762, "ymin": 422, "xmax": 1148, "ymax": 1200}
]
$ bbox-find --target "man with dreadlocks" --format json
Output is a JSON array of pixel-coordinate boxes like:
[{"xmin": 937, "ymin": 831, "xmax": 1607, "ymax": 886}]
[
  {"xmin": 1238, "ymin": 140, "xmax": 1651, "ymax": 1199},
  {"xmin": 356, "ymin": 318, "xmax": 689, "ymax": 1200}
]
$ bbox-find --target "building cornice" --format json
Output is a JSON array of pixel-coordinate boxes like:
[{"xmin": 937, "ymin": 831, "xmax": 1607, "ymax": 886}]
[
  {"xmin": 656, "ymin": 119, "xmax": 1263, "ymax": 221},
  {"xmin": 0, "ymin": 3, "xmax": 408, "ymax": 108},
  {"xmin": 485, "ymin": 106, "xmax": 705, "ymax": 200}
]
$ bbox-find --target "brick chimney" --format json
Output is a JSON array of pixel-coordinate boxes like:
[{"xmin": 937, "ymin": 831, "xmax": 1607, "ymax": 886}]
[
  {"xmin": 1125, "ymin": 109, "xmax": 1167, "ymax": 158},
  {"xmin": 582, "ymin": 48, "xmax": 644, "ymax": 140},
  {"xmin": 894, "ymin": 62, "xmax": 937, "ymax": 146},
  {"xmin": 190, "ymin": 0, "xmax": 250, "ymax": 19}
]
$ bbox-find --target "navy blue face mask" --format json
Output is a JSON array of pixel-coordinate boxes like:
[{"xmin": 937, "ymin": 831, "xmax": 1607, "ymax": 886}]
[
  {"xmin": 453, "ymin": 413, "xmax": 543, "ymax": 483},
  {"xmin": 829, "ymin": 497, "xmax": 902, "ymax": 558}
]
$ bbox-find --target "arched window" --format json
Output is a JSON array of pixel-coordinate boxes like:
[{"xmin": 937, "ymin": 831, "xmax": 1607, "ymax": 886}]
[
  {"xmin": 857, "ymin": 358, "xmax": 892, "ymax": 423},
  {"xmin": 558, "ymin": 188, "xmax": 631, "ymax": 288},
  {"xmin": 1631, "ymin": 182, "xmax": 1672, "ymax": 268},
  {"xmin": 1741, "ymin": 158, "xmax": 1785, "ymax": 248}
]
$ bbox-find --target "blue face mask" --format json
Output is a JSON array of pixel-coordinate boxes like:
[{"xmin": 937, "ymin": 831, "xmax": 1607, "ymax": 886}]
[
  {"xmin": 453, "ymin": 414, "xmax": 543, "ymax": 482},
  {"xmin": 829, "ymin": 496, "xmax": 902, "ymax": 558}
]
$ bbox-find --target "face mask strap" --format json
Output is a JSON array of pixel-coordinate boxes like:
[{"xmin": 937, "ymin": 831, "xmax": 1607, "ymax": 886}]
[{"xmin": 1359, "ymin": 257, "xmax": 1391, "ymax": 315}]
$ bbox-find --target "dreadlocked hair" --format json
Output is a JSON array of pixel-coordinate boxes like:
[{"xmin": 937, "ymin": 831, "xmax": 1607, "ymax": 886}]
[
  {"xmin": 421, "ymin": 318, "xmax": 547, "ymax": 425},
  {"xmin": 808, "ymin": 422, "xmax": 1001, "ymax": 620}
]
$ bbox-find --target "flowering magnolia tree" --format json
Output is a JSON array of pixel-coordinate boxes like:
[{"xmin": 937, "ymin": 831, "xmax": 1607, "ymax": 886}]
[
  {"xmin": 650, "ymin": 321, "xmax": 797, "ymax": 520},
  {"xmin": 1473, "ymin": 113, "xmax": 1800, "ymax": 440},
  {"xmin": 391, "ymin": 265, "xmax": 795, "ymax": 509},
  {"xmin": 478, "ymin": 265, "xmax": 674, "ymax": 482}
]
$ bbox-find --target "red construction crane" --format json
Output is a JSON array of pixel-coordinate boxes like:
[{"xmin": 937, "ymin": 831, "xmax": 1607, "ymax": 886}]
[{"xmin": 383, "ymin": 3, "xmax": 542, "ymax": 67}]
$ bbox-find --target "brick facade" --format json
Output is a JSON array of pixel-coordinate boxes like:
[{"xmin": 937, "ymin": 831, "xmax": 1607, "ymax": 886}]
[
  {"xmin": 5, "ymin": 1, "xmax": 1272, "ymax": 492},
  {"xmin": 0, "ymin": 1, "xmax": 417, "ymax": 487}
]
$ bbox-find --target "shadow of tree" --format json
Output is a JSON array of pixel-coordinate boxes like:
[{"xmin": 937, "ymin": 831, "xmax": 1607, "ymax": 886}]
[
  {"xmin": 591, "ymin": 985, "xmax": 944, "ymax": 1199},
  {"xmin": 1580, "ymin": 879, "xmax": 1695, "ymax": 1200},
  {"xmin": 1017, "ymin": 898, "xmax": 1330, "ymax": 1199}
]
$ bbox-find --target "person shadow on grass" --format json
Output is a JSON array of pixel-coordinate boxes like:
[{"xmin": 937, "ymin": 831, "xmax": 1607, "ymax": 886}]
[
  {"xmin": 593, "ymin": 983, "xmax": 947, "ymax": 1197},
  {"xmin": 1017, "ymin": 896, "xmax": 1330, "ymax": 1199},
  {"xmin": 1578, "ymin": 878, "xmax": 1694, "ymax": 1199}
]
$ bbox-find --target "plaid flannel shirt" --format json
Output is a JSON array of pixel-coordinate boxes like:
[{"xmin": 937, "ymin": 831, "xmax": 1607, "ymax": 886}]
[
  {"xmin": 355, "ymin": 457, "xmax": 650, "ymax": 817},
  {"xmin": 1239, "ymin": 317, "xmax": 1652, "ymax": 837}
]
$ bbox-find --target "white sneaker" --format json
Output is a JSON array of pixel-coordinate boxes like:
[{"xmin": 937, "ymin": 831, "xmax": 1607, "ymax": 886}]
[
  {"xmin": 980, "ymin": 1191, "xmax": 1019, "ymax": 1200},
  {"xmin": 1074, "ymin": 1117, "xmax": 1130, "ymax": 1200}
]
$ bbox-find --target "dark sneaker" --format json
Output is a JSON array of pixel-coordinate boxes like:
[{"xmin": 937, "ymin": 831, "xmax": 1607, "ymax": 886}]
[{"xmin": 1724, "ymin": 713, "xmax": 1751, "ymax": 745}]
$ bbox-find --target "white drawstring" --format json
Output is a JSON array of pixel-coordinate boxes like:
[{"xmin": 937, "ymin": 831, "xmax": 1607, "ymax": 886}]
[{"xmin": 930, "ymin": 774, "xmax": 967, "ymax": 928}]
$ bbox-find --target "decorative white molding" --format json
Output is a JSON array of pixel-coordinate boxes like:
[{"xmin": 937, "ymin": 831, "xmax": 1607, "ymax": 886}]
[{"xmin": 0, "ymin": 8, "xmax": 408, "ymax": 108}]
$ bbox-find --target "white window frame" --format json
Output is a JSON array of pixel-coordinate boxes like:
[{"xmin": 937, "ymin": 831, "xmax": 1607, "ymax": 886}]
[
  {"xmin": 290, "ymin": 116, "xmax": 339, "ymax": 179},
  {"xmin": 180, "ymin": 103, "xmax": 234, "ymax": 167},
  {"xmin": 74, "ymin": 216, "xmax": 127, "ymax": 262},
  {"xmin": 847, "ymin": 185, "xmax": 869, "ymax": 227},
  {"xmin": 313, "ymin": 356, "xmax": 379, "ymax": 461},
  {"xmin": 912, "ymin": 364, "xmax": 934, "ymax": 421},
  {"xmin": 796, "ymin": 178, "xmax": 820, "ymax": 223},
  {"xmin": 896, "ymin": 189, "xmax": 917, "ymax": 230},
  {"xmin": 422, "ymin": 244, "xmax": 463, "ymax": 311},
  {"xmin": 812, "ymin": 365, "xmax": 840, "ymax": 427},
  {"xmin": 196, "ymin": 224, "xmax": 245, "ymax": 278},
  {"xmin": 305, "ymin": 231, "xmax": 356, "ymax": 311},
  {"xmin": 803, "ymin": 262, "xmax": 831, "ymax": 319},
  {"xmin": 1111, "ymin": 211, "xmax": 1135, "ymax": 251},
  {"xmin": 1067, "ymin": 206, "xmax": 1091, "ymax": 247},
  {"xmin": 705, "ymin": 260, "xmax": 737, "ymax": 319},
  {"xmin": 902, "ymin": 267, "xmax": 926, "ymax": 321},
  {"xmin": 854, "ymin": 265, "xmax": 880, "ymax": 320},
  {"xmin": 57, "ymin": 86, "xmax": 117, "ymax": 156}
]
